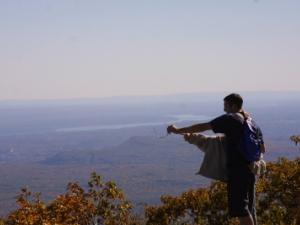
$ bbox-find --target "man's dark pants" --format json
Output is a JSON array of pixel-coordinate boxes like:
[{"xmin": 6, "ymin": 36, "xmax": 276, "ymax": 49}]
[{"xmin": 228, "ymin": 166, "xmax": 257, "ymax": 224}]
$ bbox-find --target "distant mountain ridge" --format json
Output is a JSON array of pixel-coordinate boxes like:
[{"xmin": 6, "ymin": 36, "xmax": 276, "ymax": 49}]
[{"xmin": 42, "ymin": 135, "xmax": 197, "ymax": 165}]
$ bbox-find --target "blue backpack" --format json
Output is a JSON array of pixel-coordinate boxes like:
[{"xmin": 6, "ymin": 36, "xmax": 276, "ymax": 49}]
[{"xmin": 238, "ymin": 114, "xmax": 263, "ymax": 162}]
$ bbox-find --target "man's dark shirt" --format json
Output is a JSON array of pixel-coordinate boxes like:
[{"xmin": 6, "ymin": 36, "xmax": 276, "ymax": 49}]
[{"xmin": 210, "ymin": 113, "xmax": 249, "ymax": 169}]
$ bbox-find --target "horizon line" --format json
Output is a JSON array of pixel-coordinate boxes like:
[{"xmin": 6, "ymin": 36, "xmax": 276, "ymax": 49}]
[{"xmin": 0, "ymin": 90, "xmax": 300, "ymax": 103}]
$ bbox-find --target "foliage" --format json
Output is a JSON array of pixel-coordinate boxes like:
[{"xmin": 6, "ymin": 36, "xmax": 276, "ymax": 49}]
[
  {"xmin": 1, "ymin": 158, "xmax": 299, "ymax": 225},
  {"xmin": 290, "ymin": 135, "xmax": 300, "ymax": 146},
  {"xmin": 2, "ymin": 172, "xmax": 139, "ymax": 225},
  {"xmin": 145, "ymin": 158, "xmax": 300, "ymax": 225},
  {"xmin": 145, "ymin": 181, "xmax": 238, "ymax": 225},
  {"xmin": 256, "ymin": 158, "xmax": 300, "ymax": 225}
]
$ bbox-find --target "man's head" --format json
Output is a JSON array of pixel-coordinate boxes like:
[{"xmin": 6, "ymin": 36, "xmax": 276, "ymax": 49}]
[{"xmin": 223, "ymin": 93, "xmax": 243, "ymax": 113}]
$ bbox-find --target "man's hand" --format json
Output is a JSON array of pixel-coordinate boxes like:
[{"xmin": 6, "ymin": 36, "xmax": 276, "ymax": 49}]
[
  {"xmin": 167, "ymin": 125, "xmax": 179, "ymax": 134},
  {"xmin": 260, "ymin": 143, "xmax": 266, "ymax": 154}
]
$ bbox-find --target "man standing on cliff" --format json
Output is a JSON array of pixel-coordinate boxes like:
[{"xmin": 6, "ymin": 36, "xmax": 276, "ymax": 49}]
[{"xmin": 167, "ymin": 93, "xmax": 265, "ymax": 225}]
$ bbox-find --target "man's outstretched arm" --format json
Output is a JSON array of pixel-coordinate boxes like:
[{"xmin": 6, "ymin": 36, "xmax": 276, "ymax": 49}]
[{"xmin": 167, "ymin": 122, "xmax": 212, "ymax": 134}]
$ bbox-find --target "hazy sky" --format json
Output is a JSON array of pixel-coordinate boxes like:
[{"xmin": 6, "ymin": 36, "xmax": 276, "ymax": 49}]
[{"xmin": 1, "ymin": 0, "xmax": 299, "ymax": 100}]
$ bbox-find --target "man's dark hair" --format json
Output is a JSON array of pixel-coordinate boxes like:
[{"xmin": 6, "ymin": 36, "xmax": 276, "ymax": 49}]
[{"xmin": 224, "ymin": 93, "xmax": 243, "ymax": 109}]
